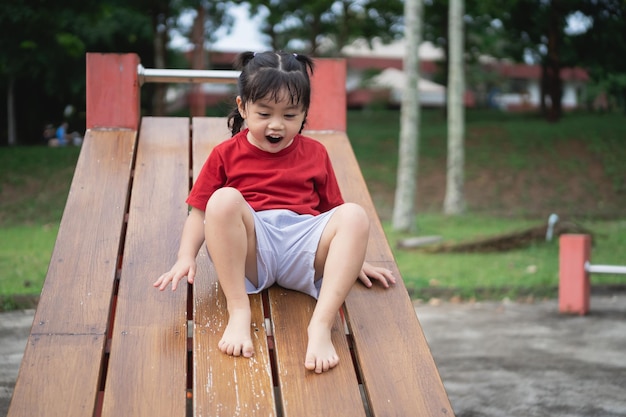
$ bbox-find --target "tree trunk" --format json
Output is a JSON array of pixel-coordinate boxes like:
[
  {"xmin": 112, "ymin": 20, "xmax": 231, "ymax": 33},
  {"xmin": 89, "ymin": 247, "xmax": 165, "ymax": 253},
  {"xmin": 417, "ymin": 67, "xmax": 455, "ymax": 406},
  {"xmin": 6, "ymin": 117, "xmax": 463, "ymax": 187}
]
[
  {"xmin": 152, "ymin": 13, "xmax": 167, "ymax": 116},
  {"xmin": 190, "ymin": 5, "xmax": 207, "ymax": 117},
  {"xmin": 540, "ymin": 61, "xmax": 548, "ymax": 116},
  {"xmin": 443, "ymin": 0, "xmax": 466, "ymax": 215},
  {"xmin": 392, "ymin": 0, "xmax": 423, "ymax": 232},
  {"xmin": 546, "ymin": 0, "xmax": 562, "ymax": 122},
  {"xmin": 7, "ymin": 78, "xmax": 16, "ymax": 146}
]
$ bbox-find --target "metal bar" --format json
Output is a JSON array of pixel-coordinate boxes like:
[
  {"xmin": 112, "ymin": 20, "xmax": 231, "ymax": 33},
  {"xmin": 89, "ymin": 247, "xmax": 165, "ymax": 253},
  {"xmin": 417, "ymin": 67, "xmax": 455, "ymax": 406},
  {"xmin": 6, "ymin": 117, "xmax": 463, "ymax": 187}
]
[
  {"xmin": 585, "ymin": 261, "xmax": 626, "ymax": 275},
  {"xmin": 137, "ymin": 65, "xmax": 240, "ymax": 86}
]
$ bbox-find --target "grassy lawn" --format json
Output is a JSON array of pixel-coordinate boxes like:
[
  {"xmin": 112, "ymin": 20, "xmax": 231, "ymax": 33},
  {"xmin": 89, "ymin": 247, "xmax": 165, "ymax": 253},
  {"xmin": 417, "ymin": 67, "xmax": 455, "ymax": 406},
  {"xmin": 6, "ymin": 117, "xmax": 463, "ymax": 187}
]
[
  {"xmin": 346, "ymin": 108, "xmax": 626, "ymax": 300},
  {"xmin": 0, "ymin": 224, "xmax": 59, "ymax": 309},
  {"xmin": 384, "ymin": 214, "xmax": 626, "ymax": 301},
  {"xmin": 0, "ymin": 146, "xmax": 80, "ymax": 309},
  {"xmin": 1, "ymin": 109, "xmax": 625, "ymax": 309}
]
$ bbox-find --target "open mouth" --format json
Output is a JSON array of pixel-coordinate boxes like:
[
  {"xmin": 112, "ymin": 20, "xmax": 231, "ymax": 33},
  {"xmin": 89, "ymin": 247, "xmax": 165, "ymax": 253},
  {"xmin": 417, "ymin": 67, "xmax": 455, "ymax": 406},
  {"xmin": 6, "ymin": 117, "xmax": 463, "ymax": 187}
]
[{"xmin": 266, "ymin": 135, "xmax": 283, "ymax": 144}]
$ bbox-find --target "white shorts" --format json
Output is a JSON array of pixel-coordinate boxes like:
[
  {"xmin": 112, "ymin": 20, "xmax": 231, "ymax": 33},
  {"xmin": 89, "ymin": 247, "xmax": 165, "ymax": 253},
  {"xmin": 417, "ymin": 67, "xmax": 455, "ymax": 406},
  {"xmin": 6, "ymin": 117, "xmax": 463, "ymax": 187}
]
[{"xmin": 245, "ymin": 206, "xmax": 338, "ymax": 299}]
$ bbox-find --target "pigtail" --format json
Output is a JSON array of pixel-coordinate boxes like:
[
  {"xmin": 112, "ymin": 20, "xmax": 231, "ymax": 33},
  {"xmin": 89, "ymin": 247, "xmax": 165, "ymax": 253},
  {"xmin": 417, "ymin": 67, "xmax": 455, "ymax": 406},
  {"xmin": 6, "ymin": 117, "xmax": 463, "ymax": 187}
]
[
  {"xmin": 292, "ymin": 53, "xmax": 315, "ymax": 77},
  {"xmin": 227, "ymin": 51, "xmax": 256, "ymax": 136},
  {"xmin": 234, "ymin": 51, "xmax": 256, "ymax": 70},
  {"xmin": 227, "ymin": 108, "xmax": 245, "ymax": 136}
]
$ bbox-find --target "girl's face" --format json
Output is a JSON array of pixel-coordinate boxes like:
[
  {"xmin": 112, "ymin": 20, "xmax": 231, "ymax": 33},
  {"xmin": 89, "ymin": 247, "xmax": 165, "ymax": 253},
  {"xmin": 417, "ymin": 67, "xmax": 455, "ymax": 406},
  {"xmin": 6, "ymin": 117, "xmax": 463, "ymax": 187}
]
[{"xmin": 237, "ymin": 90, "xmax": 306, "ymax": 153}]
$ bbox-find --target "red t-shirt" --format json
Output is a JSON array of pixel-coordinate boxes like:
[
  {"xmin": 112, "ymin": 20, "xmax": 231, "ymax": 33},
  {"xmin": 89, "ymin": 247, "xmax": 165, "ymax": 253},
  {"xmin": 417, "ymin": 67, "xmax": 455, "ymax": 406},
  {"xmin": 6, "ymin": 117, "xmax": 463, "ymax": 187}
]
[{"xmin": 187, "ymin": 130, "xmax": 344, "ymax": 216}]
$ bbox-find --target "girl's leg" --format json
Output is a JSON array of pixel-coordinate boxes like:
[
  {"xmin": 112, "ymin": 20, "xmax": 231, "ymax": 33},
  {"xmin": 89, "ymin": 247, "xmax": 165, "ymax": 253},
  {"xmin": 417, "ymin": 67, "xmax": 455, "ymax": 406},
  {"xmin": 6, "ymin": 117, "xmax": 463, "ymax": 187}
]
[
  {"xmin": 307, "ymin": 203, "xmax": 369, "ymax": 373},
  {"xmin": 205, "ymin": 187, "xmax": 258, "ymax": 358}
]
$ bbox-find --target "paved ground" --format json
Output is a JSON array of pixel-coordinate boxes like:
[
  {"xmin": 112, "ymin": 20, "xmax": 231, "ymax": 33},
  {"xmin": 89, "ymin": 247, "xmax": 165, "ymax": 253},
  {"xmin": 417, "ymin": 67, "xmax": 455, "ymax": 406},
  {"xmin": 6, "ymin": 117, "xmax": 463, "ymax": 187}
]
[
  {"xmin": 0, "ymin": 309, "xmax": 33, "ymax": 417},
  {"xmin": 2, "ymin": 295, "xmax": 626, "ymax": 416},
  {"xmin": 415, "ymin": 294, "xmax": 626, "ymax": 417}
]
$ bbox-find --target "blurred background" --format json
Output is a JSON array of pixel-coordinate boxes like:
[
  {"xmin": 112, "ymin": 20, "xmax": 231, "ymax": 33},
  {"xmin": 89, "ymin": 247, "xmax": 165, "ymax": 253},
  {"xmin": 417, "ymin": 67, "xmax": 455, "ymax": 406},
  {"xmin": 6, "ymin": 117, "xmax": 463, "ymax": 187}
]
[{"xmin": 1, "ymin": 0, "xmax": 624, "ymax": 146}]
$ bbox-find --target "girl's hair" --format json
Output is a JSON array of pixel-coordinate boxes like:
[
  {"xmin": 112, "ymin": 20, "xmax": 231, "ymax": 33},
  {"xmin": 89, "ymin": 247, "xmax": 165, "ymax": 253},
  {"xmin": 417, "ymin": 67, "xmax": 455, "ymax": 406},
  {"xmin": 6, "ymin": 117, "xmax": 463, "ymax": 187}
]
[{"xmin": 227, "ymin": 51, "xmax": 315, "ymax": 136}]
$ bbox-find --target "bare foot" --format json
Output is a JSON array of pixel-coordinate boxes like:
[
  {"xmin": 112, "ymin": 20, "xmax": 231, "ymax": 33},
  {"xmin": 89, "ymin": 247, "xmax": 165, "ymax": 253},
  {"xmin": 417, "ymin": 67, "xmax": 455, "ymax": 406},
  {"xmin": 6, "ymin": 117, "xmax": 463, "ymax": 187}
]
[
  {"xmin": 304, "ymin": 323, "xmax": 339, "ymax": 373},
  {"xmin": 218, "ymin": 308, "xmax": 254, "ymax": 358}
]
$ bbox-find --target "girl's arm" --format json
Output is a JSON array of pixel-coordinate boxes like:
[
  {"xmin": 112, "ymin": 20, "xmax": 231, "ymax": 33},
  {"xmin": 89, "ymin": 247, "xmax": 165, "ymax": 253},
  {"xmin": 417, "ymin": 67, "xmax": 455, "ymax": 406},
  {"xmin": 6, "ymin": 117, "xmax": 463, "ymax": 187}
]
[{"xmin": 153, "ymin": 207, "xmax": 206, "ymax": 291}]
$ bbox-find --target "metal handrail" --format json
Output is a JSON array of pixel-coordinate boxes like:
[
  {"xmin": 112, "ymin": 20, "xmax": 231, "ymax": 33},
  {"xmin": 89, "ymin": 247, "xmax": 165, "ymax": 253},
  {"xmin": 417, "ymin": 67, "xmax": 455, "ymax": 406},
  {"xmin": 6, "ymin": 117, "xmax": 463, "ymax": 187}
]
[
  {"xmin": 585, "ymin": 261, "xmax": 626, "ymax": 275},
  {"xmin": 137, "ymin": 64, "xmax": 240, "ymax": 86}
]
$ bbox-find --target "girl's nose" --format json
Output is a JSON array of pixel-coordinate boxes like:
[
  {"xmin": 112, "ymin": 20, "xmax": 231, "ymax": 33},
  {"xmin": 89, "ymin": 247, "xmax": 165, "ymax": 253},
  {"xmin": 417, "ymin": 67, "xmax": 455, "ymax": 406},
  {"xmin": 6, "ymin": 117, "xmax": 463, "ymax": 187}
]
[{"xmin": 268, "ymin": 117, "xmax": 283, "ymax": 129}]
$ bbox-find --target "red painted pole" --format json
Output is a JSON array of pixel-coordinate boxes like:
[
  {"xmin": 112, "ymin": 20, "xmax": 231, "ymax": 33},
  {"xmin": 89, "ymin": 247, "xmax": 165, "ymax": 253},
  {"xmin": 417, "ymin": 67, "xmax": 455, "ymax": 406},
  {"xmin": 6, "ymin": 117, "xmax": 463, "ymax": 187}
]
[
  {"xmin": 307, "ymin": 58, "xmax": 346, "ymax": 132},
  {"xmin": 558, "ymin": 234, "xmax": 591, "ymax": 315},
  {"xmin": 86, "ymin": 53, "xmax": 141, "ymax": 130}
]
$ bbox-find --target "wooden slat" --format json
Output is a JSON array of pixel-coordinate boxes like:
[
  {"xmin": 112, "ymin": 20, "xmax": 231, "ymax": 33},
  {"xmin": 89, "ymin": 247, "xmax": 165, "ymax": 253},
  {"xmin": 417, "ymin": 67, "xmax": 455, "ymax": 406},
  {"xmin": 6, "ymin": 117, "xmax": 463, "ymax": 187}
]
[
  {"xmin": 9, "ymin": 114, "xmax": 455, "ymax": 416},
  {"xmin": 8, "ymin": 334, "xmax": 106, "ymax": 417},
  {"xmin": 308, "ymin": 131, "xmax": 393, "ymax": 263},
  {"xmin": 191, "ymin": 117, "xmax": 276, "ymax": 416},
  {"xmin": 8, "ymin": 130, "xmax": 136, "ymax": 417},
  {"xmin": 31, "ymin": 130, "xmax": 136, "ymax": 335},
  {"xmin": 310, "ymin": 132, "xmax": 455, "ymax": 417},
  {"xmin": 268, "ymin": 288, "xmax": 366, "ymax": 417},
  {"xmin": 101, "ymin": 118, "xmax": 190, "ymax": 417}
]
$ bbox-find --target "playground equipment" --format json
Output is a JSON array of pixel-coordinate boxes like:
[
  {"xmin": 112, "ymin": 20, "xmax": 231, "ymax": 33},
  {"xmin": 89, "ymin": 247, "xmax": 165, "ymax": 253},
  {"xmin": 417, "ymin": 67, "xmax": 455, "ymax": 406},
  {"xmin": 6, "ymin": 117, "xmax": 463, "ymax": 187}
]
[
  {"xmin": 8, "ymin": 53, "xmax": 454, "ymax": 417},
  {"xmin": 559, "ymin": 234, "xmax": 626, "ymax": 315}
]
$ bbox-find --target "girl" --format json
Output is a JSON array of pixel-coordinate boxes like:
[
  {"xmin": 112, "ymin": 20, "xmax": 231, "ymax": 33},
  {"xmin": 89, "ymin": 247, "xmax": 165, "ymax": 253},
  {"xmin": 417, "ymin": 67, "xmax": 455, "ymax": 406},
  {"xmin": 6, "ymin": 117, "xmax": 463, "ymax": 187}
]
[{"xmin": 154, "ymin": 51, "xmax": 395, "ymax": 374}]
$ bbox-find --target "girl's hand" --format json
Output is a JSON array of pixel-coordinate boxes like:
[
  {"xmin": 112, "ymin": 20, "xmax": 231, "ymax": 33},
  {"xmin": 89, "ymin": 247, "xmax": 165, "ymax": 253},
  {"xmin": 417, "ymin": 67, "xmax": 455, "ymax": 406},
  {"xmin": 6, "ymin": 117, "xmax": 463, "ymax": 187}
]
[
  {"xmin": 153, "ymin": 258, "xmax": 197, "ymax": 291},
  {"xmin": 358, "ymin": 261, "xmax": 396, "ymax": 289}
]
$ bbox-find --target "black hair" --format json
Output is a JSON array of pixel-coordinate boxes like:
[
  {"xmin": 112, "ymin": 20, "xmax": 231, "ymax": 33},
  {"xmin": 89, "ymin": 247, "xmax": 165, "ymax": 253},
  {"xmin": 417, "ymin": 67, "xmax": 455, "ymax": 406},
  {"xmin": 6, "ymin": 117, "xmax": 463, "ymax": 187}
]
[{"xmin": 227, "ymin": 51, "xmax": 315, "ymax": 136}]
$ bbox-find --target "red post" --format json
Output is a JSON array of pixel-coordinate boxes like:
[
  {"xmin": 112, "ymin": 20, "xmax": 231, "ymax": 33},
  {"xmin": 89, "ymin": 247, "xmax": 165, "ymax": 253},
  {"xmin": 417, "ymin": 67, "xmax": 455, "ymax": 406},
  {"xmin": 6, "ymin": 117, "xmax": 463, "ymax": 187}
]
[
  {"xmin": 559, "ymin": 234, "xmax": 591, "ymax": 315},
  {"xmin": 307, "ymin": 58, "xmax": 346, "ymax": 132},
  {"xmin": 86, "ymin": 53, "xmax": 141, "ymax": 130}
]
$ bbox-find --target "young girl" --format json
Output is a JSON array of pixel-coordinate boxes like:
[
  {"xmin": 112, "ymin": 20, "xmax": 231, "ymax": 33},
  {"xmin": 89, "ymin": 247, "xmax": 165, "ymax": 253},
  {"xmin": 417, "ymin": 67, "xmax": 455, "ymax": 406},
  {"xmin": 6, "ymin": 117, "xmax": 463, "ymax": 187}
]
[{"xmin": 154, "ymin": 51, "xmax": 395, "ymax": 374}]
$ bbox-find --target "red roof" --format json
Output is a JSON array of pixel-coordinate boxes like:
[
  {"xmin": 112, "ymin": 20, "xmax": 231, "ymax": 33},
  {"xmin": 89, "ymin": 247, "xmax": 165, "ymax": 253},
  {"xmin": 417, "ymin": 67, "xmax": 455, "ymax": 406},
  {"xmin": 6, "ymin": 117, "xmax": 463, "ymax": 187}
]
[{"xmin": 492, "ymin": 63, "xmax": 589, "ymax": 82}]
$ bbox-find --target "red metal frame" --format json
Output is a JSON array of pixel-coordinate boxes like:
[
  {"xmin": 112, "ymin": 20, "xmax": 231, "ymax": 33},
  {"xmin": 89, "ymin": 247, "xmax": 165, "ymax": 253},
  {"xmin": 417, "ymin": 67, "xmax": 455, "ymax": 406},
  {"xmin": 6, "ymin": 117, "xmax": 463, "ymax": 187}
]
[
  {"xmin": 558, "ymin": 234, "xmax": 591, "ymax": 315},
  {"xmin": 85, "ymin": 53, "xmax": 346, "ymax": 132}
]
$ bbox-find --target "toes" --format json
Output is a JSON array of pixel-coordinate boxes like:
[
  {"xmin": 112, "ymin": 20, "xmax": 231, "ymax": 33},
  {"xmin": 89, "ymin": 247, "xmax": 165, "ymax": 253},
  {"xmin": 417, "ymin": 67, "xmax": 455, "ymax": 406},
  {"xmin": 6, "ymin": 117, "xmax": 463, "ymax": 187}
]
[
  {"xmin": 242, "ymin": 343, "xmax": 254, "ymax": 358},
  {"xmin": 218, "ymin": 339, "xmax": 254, "ymax": 358},
  {"xmin": 305, "ymin": 355, "xmax": 339, "ymax": 373},
  {"xmin": 304, "ymin": 354, "xmax": 315, "ymax": 371}
]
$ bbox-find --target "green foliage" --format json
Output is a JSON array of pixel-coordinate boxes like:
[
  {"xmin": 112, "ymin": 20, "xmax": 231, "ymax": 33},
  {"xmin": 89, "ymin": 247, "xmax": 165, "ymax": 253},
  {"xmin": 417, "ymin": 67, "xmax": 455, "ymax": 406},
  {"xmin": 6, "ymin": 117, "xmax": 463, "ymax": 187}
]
[
  {"xmin": 0, "ymin": 1, "xmax": 157, "ymax": 145},
  {"xmin": 247, "ymin": 0, "xmax": 403, "ymax": 54}
]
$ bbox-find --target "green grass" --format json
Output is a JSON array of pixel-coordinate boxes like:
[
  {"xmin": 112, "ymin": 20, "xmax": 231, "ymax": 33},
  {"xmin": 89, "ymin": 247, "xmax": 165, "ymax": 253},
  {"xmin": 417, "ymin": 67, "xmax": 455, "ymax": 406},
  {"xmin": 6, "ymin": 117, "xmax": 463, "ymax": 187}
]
[
  {"xmin": 0, "ymin": 146, "xmax": 79, "ymax": 309},
  {"xmin": 348, "ymin": 109, "xmax": 626, "ymax": 217},
  {"xmin": 0, "ymin": 224, "xmax": 58, "ymax": 296},
  {"xmin": 1, "ymin": 109, "xmax": 625, "ymax": 310},
  {"xmin": 346, "ymin": 108, "xmax": 626, "ymax": 300},
  {"xmin": 0, "ymin": 146, "xmax": 80, "ymax": 225},
  {"xmin": 383, "ymin": 214, "xmax": 626, "ymax": 301}
]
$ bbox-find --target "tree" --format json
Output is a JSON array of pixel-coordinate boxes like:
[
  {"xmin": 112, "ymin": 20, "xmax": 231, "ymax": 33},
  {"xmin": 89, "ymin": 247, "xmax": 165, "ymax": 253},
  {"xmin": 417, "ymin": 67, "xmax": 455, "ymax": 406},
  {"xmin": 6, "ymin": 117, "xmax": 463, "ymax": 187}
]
[
  {"xmin": 246, "ymin": 0, "xmax": 403, "ymax": 55},
  {"xmin": 0, "ymin": 1, "xmax": 98, "ymax": 145},
  {"xmin": 0, "ymin": 1, "xmax": 158, "ymax": 145},
  {"xmin": 183, "ymin": 1, "xmax": 234, "ymax": 116},
  {"xmin": 391, "ymin": 0, "xmax": 423, "ymax": 232},
  {"xmin": 443, "ymin": 0, "xmax": 466, "ymax": 215},
  {"xmin": 485, "ymin": 0, "xmax": 589, "ymax": 122},
  {"xmin": 0, "ymin": 0, "xmax": 241, "ymax": 144},
  {"xmin": 570, "ymin": 0, "xmax": 626, "ymax": 112}
]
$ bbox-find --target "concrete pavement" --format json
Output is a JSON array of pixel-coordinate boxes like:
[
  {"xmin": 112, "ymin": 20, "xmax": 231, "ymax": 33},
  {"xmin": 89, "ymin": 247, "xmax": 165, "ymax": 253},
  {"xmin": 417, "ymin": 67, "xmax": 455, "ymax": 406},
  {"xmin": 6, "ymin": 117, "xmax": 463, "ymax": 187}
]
[
  {"xmin": 415, "ymin": 294, "xmax": 626, "ymax": 417},
  {"xmin": 1, "ymin": 310, "xmax": 34, "ymax": 417},
  {"xmin": 2, "ymin": 295, "xmax": 625, "ymax": 416}
]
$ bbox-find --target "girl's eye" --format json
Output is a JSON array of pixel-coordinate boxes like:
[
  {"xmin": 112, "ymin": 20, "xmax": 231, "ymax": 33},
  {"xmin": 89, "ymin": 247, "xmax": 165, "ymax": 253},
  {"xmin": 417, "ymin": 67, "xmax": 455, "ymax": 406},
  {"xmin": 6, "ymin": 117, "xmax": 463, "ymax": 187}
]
[
  {"xmin": 285, "ymin": 114, "xmax": 296, "ymax": 119},
  {"xmin": 258, "ymin": 113, "xmax": 270, "ymax": 117}
]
